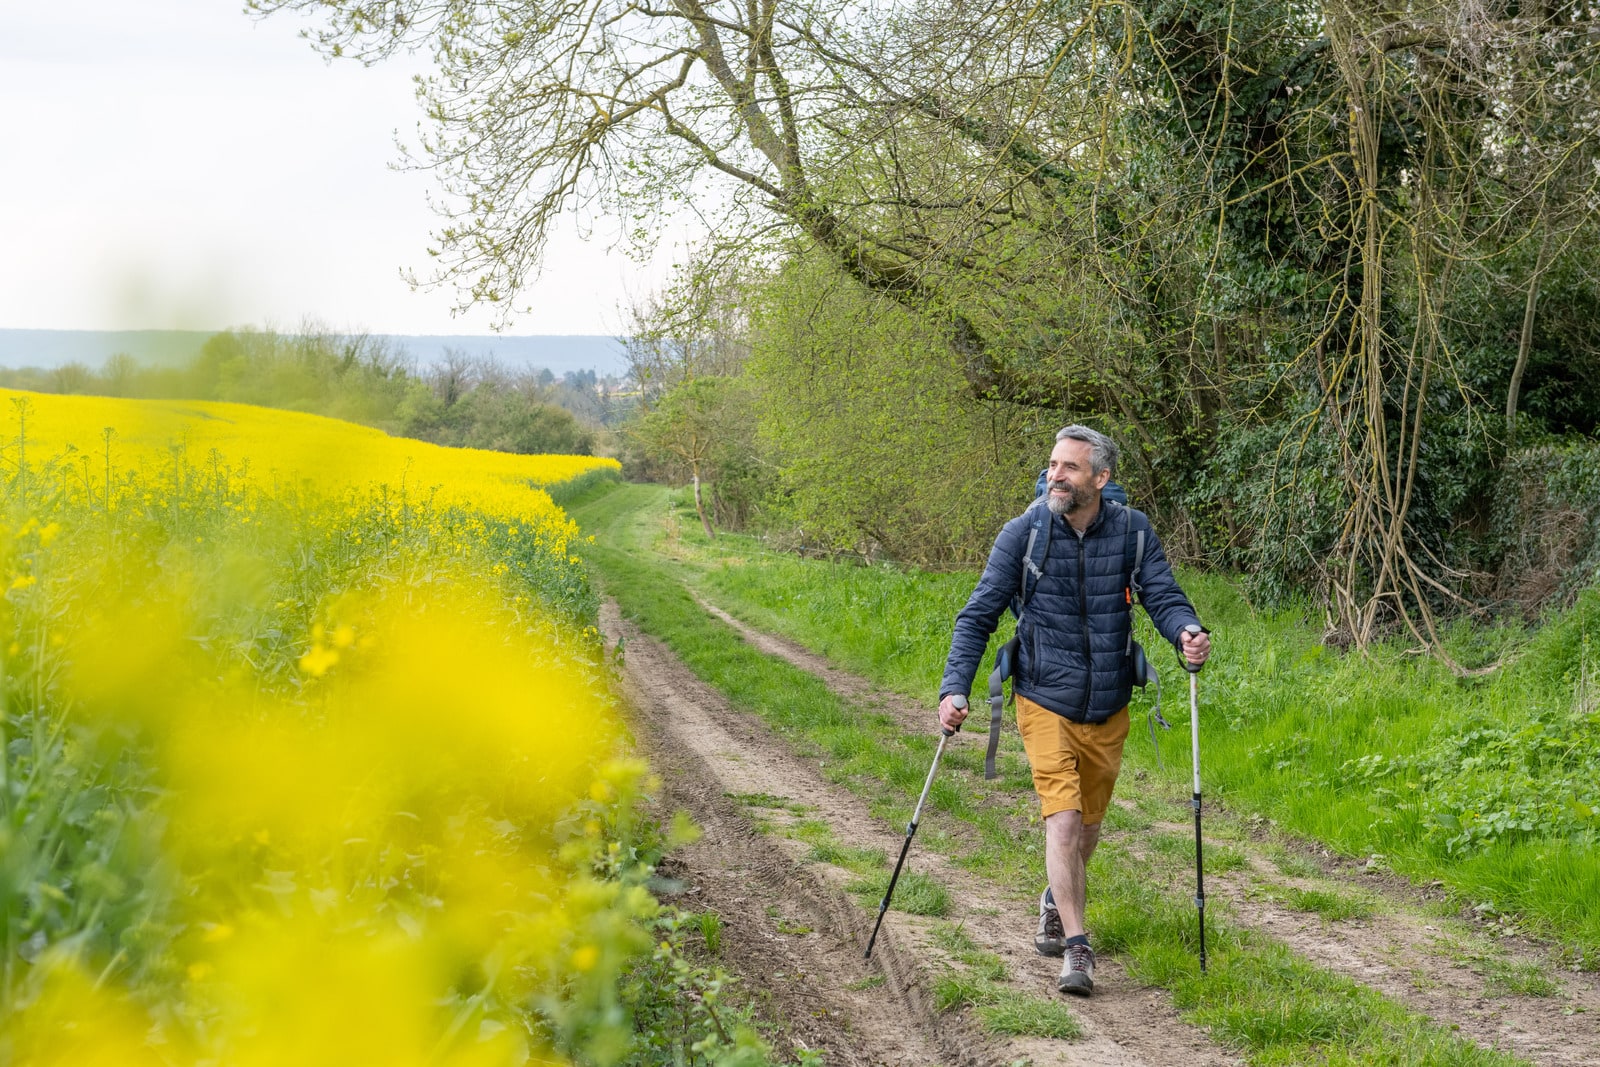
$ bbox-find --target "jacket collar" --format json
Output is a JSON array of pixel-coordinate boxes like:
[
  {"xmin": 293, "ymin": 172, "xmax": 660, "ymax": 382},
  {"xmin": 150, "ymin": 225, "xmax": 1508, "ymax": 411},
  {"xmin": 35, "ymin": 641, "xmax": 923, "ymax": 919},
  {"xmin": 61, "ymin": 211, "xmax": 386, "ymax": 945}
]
[{"xmin": 1055, "ymin": 498, "xmax": 1116, "ymax": 538}]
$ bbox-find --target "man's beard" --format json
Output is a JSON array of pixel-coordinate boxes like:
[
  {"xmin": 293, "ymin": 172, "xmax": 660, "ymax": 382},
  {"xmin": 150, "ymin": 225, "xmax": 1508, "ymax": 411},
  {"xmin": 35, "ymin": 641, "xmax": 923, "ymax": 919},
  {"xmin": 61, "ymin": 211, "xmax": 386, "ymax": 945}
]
[{"xmin": 1046, "ymin": 480, "xmax": 1077, "ymax": 516}]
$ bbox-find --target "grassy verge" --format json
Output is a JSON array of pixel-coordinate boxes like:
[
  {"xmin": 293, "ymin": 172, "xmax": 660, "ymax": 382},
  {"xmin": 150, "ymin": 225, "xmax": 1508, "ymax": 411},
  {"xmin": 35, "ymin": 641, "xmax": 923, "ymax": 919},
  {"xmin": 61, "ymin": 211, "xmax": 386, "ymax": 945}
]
[
  {"xmin": 572, "ymin": 483, "xmax": 1529, "ymax": 1066},
  {"xmin": 643, "ymin": 488, "xmax": 1600, "ymax": 965}
]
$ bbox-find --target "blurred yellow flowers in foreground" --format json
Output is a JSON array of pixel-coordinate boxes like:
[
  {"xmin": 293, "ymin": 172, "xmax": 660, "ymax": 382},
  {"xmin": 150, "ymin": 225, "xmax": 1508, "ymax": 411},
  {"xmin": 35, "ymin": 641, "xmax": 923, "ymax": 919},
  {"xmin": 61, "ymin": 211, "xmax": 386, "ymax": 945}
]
[{"xmin": 0, "ymin": 389, "xmax": 654, "ymax": 1066}]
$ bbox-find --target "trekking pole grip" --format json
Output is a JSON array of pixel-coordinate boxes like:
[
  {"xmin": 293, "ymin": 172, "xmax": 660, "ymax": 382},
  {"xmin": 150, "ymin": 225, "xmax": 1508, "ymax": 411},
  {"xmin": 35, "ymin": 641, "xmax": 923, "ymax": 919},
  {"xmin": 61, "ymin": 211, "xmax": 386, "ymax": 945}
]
[
  {"xmin": 943, "ymin": 694, "xmax": 967, "ymax": 737},
  {"xmin": 1182, "ymin": 624, "xmax": 1207, "ymax": 674}
]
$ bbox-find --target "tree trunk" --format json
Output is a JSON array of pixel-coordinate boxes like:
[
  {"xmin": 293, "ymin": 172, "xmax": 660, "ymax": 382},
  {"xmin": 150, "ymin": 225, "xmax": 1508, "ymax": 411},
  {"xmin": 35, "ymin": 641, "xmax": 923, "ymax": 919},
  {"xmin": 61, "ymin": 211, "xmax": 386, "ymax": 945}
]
[
  {"xmin": 692, "ymin": 467, "xmax": 715, "ymax": 540},
  {"xmin": 1506, "ymin": 235, "xmax": 1549, "ymax": 446}
]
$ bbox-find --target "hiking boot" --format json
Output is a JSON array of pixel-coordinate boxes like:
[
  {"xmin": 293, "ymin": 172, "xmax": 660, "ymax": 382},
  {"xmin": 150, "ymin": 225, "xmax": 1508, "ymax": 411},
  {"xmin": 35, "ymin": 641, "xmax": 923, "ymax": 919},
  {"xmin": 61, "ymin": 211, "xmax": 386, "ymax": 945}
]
[
  {"xmin": 1035, "ymin": 888, "xmax": 1067, "ymax": 957},
  {"xmin": 1058, "ymin": 942, "xmax": 1095, "ymax": 996}
]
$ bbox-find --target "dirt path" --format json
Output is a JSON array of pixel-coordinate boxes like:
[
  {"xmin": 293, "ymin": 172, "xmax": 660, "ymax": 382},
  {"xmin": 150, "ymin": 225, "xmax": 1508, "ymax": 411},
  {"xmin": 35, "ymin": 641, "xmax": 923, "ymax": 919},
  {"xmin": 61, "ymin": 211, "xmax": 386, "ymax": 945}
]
[
  {"xmin": 1200, "ymin": 844, "xmax": 1600, "ymax": 1067},
  {"xmin": 605, "ymin": 601, "xmax": 1240, "ymax": 1067},
  {"xmin": 693, "ymin": 592, "xmax": 1600, "ymax": 1066}
]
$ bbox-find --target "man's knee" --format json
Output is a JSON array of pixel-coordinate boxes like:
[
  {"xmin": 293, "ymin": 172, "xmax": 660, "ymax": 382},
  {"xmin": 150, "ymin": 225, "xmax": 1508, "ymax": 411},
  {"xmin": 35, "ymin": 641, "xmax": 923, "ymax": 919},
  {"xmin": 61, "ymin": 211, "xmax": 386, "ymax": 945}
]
[
  {"xmin": 1079, "ymin": 820, "xmax": 1102, "ymax": 861},
  {"xmin": 1044, "ymin": 808, "xmax": 1086, "ymax": 849}
]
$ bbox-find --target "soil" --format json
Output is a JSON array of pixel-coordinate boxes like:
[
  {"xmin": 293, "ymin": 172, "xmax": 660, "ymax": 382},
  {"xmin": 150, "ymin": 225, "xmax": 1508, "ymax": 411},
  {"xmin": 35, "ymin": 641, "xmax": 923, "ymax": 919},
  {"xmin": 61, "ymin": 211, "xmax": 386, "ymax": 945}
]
[
  {"xmin": 685, "ymin": 591, "xmax": 1600, "ymax": 1066},
  {"xmin": 604, "ymin": 601, "xmax": 1241, "ymax": 1067}
]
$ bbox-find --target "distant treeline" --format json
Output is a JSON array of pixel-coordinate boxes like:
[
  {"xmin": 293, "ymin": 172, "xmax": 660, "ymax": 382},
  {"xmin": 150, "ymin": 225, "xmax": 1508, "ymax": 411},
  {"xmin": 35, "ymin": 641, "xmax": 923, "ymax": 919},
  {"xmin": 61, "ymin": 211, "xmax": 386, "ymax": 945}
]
[{"xmin": 0, "ymin": 329, "xmax": 634, "ymax": 457}]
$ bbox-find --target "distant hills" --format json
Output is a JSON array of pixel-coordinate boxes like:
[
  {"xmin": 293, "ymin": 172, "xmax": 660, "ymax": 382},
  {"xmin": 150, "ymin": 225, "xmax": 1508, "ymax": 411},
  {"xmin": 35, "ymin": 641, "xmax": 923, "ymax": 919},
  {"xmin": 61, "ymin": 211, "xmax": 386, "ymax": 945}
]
[{"xmin": 0, "ymin": 329, "xmax": 629, "ymax": 379}]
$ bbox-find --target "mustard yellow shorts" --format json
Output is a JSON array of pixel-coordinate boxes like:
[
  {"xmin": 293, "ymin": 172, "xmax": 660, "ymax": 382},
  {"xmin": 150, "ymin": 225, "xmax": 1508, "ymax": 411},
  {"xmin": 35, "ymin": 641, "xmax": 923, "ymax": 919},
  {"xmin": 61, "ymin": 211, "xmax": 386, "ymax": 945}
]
[{"xmin": 1015, "ymin": 696, "xmax": 1130, "ymax": 824}]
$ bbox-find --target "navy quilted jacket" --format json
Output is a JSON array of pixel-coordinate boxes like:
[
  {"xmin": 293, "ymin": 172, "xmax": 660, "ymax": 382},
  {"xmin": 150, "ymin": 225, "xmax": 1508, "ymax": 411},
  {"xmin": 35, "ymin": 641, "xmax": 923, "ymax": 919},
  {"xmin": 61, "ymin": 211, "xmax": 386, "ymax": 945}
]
[{"xmin": 940, "ymin": 499, "xmax": 1203, "ymax": 724}]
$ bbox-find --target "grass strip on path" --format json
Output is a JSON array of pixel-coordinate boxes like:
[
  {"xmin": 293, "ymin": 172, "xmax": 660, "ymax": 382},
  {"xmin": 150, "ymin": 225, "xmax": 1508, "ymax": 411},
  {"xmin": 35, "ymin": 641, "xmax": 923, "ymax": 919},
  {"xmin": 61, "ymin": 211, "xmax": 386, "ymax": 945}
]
[{"xmin": 572, "ymin": 483, "xmax": 1529, "ymax": 1067}]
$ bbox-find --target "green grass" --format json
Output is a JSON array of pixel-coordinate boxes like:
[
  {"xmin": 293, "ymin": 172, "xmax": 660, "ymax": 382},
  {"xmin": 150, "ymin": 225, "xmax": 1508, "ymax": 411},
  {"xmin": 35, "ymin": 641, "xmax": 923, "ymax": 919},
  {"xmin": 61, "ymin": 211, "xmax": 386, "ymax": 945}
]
[
  {"xmin": 1283, "ymin": 887, "xmax": 1377, "ymax": 922},
  {"xmin": 572, "ymin": 484, "xmax": 1533, "ymax": 1065},
  {"xmin": 930, "ymin": 922, "xmax": 1009, "ymax": 980},
  {"xmin": 1267, "ymin": 846, "xmax": 1323, "ymax": 879},
  {"xmin": 1478, "ymin": 956, "xmax": 1560, "ymax": 998},
  {"xmin": 931, "ymin": 973, "xmax": 1082, "ymax": 1039},
  {"xmin": 846, "ymin": 870, "xmax": 952, "ymax": 917},
  {"xmin": 696, "ymin": 911, "xmax": 724, "ymax": 955},
  {"xmin": 727, "ymin": 792, "xmax": 811, "ymax": 812},
  {"xmin": 976, "ymin": 994, "xmax": 1083, "ymax": 1039},
  {"xmin": 784, "ymin": 818, "xmax": 948, "ymax": 914},
  {"xmin": 628, "ymin": 487, "xmax": 1600, "ymax": 965}
]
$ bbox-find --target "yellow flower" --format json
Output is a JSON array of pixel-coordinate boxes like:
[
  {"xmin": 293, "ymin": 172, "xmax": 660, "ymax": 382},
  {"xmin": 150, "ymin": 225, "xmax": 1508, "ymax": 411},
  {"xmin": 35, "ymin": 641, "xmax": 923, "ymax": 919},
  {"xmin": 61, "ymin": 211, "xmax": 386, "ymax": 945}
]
[
  {"xmin": 8, "ymin": 575, "xmax": 36, "ymax": 591},
  {"xmin": 571, "ymin": 945, "xmax": 599, "ymax": 971},
  {"xmin": 298, "ymin": 645, "xmax": 340, "ymax": 677}
]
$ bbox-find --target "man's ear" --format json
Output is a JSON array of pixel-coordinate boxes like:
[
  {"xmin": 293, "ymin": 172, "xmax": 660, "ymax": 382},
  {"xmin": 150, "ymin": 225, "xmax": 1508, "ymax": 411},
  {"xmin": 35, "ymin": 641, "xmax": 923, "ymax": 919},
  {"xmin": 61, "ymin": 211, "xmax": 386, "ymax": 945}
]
[{"xmin": 1094, "ymin": 468, "xmax": 1111, "ymax": 490}]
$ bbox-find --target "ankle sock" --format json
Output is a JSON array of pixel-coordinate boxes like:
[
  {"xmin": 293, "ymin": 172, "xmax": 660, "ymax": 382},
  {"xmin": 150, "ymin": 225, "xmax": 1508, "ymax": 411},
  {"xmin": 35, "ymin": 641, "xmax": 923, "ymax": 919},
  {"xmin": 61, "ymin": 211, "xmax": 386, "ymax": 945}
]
[{"xmin": 1065, "ymin": 934, "xmax": 1089, "ymax": 949}]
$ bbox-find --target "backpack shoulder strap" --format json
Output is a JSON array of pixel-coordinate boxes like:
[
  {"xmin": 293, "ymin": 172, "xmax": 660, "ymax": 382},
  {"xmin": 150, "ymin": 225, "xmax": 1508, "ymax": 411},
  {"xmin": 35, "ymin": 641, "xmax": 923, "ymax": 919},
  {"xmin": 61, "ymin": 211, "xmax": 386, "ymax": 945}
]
[
  {"xmin": 1127, "ymin": 504, "xmax": 1146, "ymax": 603},
  {"xmin": 1013, "ymin": 499, "xmax": 1052, "ymax": 615},
  {"xmin": 992, "ymin": 500, "xmax": 1052, "ymax": 780}
]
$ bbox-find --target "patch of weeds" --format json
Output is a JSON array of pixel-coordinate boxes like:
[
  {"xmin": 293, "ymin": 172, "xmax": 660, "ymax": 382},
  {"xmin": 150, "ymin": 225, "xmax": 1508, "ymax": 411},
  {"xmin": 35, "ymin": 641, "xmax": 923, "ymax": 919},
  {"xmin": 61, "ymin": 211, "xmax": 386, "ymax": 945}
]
[
  {"xmin": 774, "ymin": 918, "xmax": 814, "ymax": 936},
  {"xmin": 786, "ymin": 819, "xmax": 884, "ymax": 874},
  {"xmin": 1285, "ymin": 887, "xmax": 1375, "ymax": 922},
  {"xmin": 976, "ymin": 993, "xmax": 1082, "ymax": 1039},
  {"xmin": 1480, "ymin": 956, "xmax": 1560, "ymax": 998},
  {"xmin": 1102, "ymin": 803, "xmax": 1155, "ymax": 832},
  {"xmin": 930, "ymin": 922, "xmax": 980, "ymax": 954},
  {"xmin": 844, "ymin": 975, "xmax": 885, "ymax": 991},
  {"xmin": 728, "ymin": 792, "xmax": 808, "ymax": 812},
  {"xmin": 787, "ymin": 818, "xmax": 832, "ymax": 844},
  {"xmin": 697, "ymin": 911, "xmax": 723, "ymax": 956},
  {"xmin": 1266, "ymin": 845, "xmax": 1321, "ymax": 879},
  {"xmin": 929, "ymin": 923, "xmax": 1008, "ymax": 980},
  {"xmin": 963, "ymin": 951, "xmax": 1009, "ymax": 982},
  {"xmin": 933, "ymin": 973, "xmax": 1082, "ymax": 1039},
  {"xmin": 808, "ymin": 840, "xmax": 883, "ymax": 873},
  {"xmin": 1423, "ymin": 897, "xmax": 1463, "ymax": 920},
  {"xmin": 1144, "ymin": 833, "xmax": 1245, "ymax": 873},
  {"xmin": 846, "ymin": 870, "xmax": 951, "ymax": 917},
  {"xmin": 1208, "ymin": 844, "xmax": 1250, "ymax": 873},
  {"xmin": 932, "ymin": 971, "xmax": 993, "ymax": 1012}
]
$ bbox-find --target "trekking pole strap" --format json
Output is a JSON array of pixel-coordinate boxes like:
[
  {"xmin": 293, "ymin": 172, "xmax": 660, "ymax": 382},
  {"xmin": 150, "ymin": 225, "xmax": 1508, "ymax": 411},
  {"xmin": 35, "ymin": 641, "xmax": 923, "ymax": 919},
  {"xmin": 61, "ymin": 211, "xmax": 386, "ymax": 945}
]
[{"xmin": 984, "ymin": 636, "xmax": 1017, "ymax": 780}]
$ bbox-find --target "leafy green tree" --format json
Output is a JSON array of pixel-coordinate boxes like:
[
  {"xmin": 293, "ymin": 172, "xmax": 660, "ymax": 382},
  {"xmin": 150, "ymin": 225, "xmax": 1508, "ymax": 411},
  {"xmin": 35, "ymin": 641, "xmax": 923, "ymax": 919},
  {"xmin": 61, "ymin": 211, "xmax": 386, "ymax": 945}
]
[{"xmin": 631, "ymin": 377, "xmax": 748, "ymax": 540}]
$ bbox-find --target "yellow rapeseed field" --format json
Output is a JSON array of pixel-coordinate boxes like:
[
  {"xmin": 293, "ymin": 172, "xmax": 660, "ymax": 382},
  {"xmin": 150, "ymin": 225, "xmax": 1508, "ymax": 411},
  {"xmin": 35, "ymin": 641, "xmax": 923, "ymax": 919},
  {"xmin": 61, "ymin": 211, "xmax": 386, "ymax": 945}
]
[
  {"xmin": 0, "ymin": 390, "xmax": 686, "ymax": 1067},
  {"xmin": 2, "ymin": 387, "xmax": 618, "ymax": 532}
]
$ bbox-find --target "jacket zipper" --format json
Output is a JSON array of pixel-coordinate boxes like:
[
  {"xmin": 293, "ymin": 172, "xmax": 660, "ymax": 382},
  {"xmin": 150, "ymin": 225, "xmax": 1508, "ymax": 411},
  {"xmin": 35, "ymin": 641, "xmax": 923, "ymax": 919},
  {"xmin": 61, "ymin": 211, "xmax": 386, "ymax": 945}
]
[
  {"xmin": 1078, "ymin": 531, "xmax": 1091, "ymax": 716},
  {"xmin": 1031, "ymin": 621, "xmax": 1041, "ymax": 688}
]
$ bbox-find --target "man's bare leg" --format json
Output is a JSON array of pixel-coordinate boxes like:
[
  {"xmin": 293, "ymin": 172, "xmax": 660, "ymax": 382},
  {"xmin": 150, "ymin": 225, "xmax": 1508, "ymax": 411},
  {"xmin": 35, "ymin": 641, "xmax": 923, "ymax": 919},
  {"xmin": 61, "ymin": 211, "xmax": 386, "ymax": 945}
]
[{"xmin": 1043, "ymin": 810, "xmax": 1102, "ymax": 937}]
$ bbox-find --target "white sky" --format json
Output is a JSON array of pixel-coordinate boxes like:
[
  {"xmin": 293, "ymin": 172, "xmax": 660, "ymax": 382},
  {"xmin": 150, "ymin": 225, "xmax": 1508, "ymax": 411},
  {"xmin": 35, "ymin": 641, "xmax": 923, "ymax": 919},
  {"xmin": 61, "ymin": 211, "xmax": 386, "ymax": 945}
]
[{"xmin": 0, "ymin": 1, "xmax": 680, "ymax": 335}]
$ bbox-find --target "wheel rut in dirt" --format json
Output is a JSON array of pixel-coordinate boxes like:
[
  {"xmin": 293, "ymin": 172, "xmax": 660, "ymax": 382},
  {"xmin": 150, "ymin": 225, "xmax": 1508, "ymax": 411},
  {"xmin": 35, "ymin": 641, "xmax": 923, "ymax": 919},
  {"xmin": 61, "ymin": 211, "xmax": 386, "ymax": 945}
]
[
  {"xmin": 605, "ymin": 601, "xmax": 1238, "ymax": 1067},
  {"xmin": 696, "ymin": 592, "xmax": 1600, "ymax": 1066}
]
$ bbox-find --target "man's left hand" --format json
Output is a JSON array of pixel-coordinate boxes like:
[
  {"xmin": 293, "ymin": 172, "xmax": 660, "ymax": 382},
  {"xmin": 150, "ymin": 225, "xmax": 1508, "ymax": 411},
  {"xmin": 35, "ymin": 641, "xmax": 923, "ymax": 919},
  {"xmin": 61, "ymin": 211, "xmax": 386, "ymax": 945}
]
[{"xmin": 1181, "ymin": 628, "xmax": 1211, "ymax": 666}]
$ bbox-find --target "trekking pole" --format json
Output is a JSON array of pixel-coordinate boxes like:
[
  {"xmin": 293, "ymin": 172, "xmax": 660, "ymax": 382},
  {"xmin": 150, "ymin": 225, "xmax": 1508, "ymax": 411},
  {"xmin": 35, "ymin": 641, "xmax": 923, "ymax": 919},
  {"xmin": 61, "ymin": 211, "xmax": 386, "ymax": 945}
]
[
  {"xmin": 865, "ymin": 695, "xmax": 964, "ymax": 959},
  {"xmin": 1183, "ymin": 623, "xmax": 1208, "ymax": 975}
]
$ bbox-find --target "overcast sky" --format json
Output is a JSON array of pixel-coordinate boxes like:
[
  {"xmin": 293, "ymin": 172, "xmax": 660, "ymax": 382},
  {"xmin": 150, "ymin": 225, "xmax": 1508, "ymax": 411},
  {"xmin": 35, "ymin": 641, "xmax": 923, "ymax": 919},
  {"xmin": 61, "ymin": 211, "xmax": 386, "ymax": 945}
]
[{"xmin": 0, "ymin": 1, "xmax": 677, "ymax": 335}]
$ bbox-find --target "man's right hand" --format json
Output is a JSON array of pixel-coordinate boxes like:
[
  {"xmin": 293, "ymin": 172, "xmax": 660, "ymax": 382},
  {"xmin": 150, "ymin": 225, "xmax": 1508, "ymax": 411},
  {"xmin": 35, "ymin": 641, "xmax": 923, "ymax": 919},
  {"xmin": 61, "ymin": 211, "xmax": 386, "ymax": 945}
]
[{"xmin": 938, "ymin": 694, "xmax": 969, "ymax": 734}]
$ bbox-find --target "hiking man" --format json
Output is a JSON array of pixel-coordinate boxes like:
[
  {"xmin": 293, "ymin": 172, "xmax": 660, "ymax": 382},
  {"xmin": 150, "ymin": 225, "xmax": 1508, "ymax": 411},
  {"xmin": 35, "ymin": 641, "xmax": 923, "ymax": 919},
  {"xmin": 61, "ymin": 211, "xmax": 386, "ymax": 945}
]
[{"xmin": 938, "ymin": 425, "xmax": 1210, "ymax": 996}]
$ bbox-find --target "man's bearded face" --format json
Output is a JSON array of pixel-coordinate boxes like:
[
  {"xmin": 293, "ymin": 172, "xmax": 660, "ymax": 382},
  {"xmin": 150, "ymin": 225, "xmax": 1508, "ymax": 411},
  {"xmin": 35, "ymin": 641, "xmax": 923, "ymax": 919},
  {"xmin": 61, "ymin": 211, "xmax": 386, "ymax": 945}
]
[
  {"xmin": 1045, "ymin": 438, "xmax": 1103, "ymax": 517},
  {"xmin": 1046, "ymin": 478, "xmax": 1079, "ymax": 516}
]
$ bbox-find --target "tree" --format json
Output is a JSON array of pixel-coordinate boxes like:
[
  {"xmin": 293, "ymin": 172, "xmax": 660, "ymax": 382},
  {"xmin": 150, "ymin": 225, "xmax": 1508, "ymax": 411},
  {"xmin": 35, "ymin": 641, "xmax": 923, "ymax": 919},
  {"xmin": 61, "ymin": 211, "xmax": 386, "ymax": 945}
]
[
  {"xmin": 631, "ymin": 376, "xmax": 745, "ymax": 539},
  {"xmin": 255, "ymin": 0, "xmax": 1600, "ymax": 650}
]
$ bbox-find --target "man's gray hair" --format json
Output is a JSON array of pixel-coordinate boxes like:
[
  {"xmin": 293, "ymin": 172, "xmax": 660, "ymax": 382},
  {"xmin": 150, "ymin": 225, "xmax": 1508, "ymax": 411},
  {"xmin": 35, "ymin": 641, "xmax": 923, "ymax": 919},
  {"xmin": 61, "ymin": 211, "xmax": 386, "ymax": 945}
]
[{"xmin": 1054, "ymin": 424, "xmax": 1118, "ymax": 476}]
